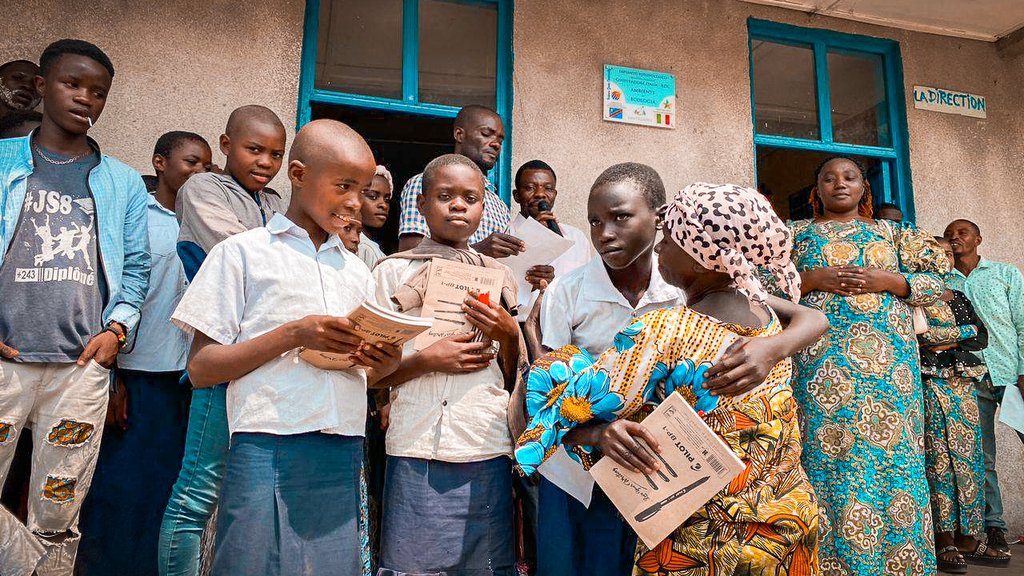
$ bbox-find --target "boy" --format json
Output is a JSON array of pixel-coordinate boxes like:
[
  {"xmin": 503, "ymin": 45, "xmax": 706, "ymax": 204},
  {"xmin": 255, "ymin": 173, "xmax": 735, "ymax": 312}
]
[
  {"xmin": 0, "ymin": 39, "xmax": 150, "ymax": 576},
  {"xmin": 356, "ymin": 164, "xmax": 392, "ymax": 268},
  {"xmin": 374, "ymin": 154, "xmax": 522, "ymax": 575},
  {"xmin": 158, "ymin": 105, "xmax": 288, "ymax": 576},
  {"xmin": 944, "ymin": 218, "xmax": 1024, "ymax": 555},
  {"xmin": 0, "ymin": 59, "xmax": 41, "ymax": 119},
  {"xmin": 510, "ymin": 159, "xmax": 592, "ymax": 316},
  {"xmin": 171, "ymin": 119, "xmax": 399, "ymax": 575},
  {"xmin": 77, "ymin": 131, "xmax": 213, "ymax": 575}
]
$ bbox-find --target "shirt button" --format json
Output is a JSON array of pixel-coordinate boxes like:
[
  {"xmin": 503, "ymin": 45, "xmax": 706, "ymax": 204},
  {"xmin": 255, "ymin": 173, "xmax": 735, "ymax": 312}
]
[{"xmin": 442, "ymin": 400, "xmax": 448, "ymax": 406}]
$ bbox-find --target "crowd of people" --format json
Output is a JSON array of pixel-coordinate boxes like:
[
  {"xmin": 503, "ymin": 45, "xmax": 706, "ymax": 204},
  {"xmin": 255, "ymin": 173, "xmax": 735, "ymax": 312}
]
[{"xmin": 0, "ymin": 38, "xmax": 1022, "ymax": 576}]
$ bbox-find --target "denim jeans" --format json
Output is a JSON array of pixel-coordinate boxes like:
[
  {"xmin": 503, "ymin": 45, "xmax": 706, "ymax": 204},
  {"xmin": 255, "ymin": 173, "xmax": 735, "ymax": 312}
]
[
  {"xmin": 977, "ymin": 383, "xmax": 1005, "ymax": 532},
  {"xmin": 157, "ymin": 384, "xmax": 229, "ymax": 576}
]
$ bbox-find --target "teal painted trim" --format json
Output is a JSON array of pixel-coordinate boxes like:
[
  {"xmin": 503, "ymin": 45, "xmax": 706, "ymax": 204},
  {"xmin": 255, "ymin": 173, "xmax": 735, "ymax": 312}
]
[
  {"xmin": 814, "ymin": 41, "xmax": 833, "ymax": 144},
  {"xmin": 296, "ymin": 0, "xmax": 321, "ymax": 129},
  {"xmin": 753, "ymin": 134, "xmax": 898, "ymax": 158},
  {"xmin": 494, "ymin": 0, "xmax": 514, "ymax": 204},
  {"xmin": 884, "ymin": 41, "xmax": 915, "ymax": 222},
  {"xmin": 748, "ymin": 18, "xmax": 894, "ymax": 54},
  {"xmin": 310, "ymin": 89, "xmax": 459, "ymax": 117},
  {"xmin": 402, "ymin": 0, "xmax": 419, "ymax": 103},
  {"xmin": 880, "ymin": 161, "xmax": 893, "ymax": 203},
  {"xmin": 747, "ymin": 29, "xmax": 759, "ymax": 187}
]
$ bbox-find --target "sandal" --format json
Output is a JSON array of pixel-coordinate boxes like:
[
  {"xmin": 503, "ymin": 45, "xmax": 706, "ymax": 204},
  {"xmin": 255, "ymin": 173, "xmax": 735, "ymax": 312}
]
[
  {"xmin": 962, "ymin": 541, "xmax": 1011, "ymax": 567},
  {"xmin": 936, "ymin": 545, "xmax": 967, "ymax": 574}
]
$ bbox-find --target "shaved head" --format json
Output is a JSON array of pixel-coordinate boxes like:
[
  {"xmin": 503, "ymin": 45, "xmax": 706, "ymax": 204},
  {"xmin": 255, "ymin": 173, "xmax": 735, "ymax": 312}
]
[
  {"xmin": 454, "ymin": 104, "xmax": 500, "ymax": 131},
  {"xmin": 289, "ymin": 119, "xmax": 373, "ymax": 167},
  {"xmin": 224, "ymin": 104, "xmax": 285, "ymax": 138}
]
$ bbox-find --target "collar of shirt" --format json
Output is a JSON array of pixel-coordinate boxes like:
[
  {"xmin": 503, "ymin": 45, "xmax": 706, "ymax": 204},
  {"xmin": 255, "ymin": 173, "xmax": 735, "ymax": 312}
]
[
  {"xmin": 580, "ymin": 254, "xmax": 679, "ymax": 308},
  {"xmin": 266, "ymin": 212, "xmax": 345, "ymax": 254},
  {"xmin": 147, "ymin": 192, "xmax": 176, "ymax": 217}
]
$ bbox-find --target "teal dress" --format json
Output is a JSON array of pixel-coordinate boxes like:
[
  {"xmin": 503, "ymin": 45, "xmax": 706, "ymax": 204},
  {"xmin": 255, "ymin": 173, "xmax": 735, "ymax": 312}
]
[{"xmin": 788, "ymin": 219, "xmax": 947, "ymax": 576}]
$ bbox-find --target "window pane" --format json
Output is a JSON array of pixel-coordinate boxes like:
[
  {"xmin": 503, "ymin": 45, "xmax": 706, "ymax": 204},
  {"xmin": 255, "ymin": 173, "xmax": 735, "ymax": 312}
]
[
  {"xmin": 751, "ymin": 40, "xmax": 819, "ymax": 140},
  {"xmin": 419, "ymin": 0, "xmax": 497, "ymax": 107},
  {"xmin": 828, "ymin": 50, "xmax": 890, "ymax": 147},
  {"xmin": 315, "ymin": 0, "xmax": 403, "ymax": 98}
]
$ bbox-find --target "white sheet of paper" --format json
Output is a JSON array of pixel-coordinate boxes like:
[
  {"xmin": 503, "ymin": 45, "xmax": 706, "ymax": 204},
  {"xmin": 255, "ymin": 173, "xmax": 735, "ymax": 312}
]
[
  {"xmin": 998, "ymin": 384, "xmax": 1024, "ymax": 434},
  {"xmin": 500, "ymin": 217, "xmax": 575, "ymax": 312},
  {"xmin": 537, "ymin": 447, "xmax": 595, "ymax": 508}
]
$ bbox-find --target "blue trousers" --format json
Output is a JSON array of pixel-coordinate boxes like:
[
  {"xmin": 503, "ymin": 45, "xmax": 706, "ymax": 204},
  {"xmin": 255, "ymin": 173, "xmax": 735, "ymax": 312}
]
[
  {"xmin": 536, "ymin": 477, "xmax": 637, "ymax": 576},
  {"xmin": 157, "ymin": 384, "xmax": 229, "ymax": 576},
  {"xmin": 77, "ymin": 370, "xmax": 190, "ymax": 576}
]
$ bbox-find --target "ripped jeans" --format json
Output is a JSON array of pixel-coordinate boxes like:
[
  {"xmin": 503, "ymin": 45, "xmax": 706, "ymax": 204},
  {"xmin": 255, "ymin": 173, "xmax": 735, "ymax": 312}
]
[{"xmin": 0, "ymin": 359, "xmax": 110, "ymax": 576}]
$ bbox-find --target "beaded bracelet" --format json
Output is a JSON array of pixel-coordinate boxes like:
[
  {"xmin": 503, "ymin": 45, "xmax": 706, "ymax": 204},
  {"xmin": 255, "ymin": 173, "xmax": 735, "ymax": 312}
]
[{"xmin": 103, "ymin": 325, "xmax": 128, "ymax": 350}]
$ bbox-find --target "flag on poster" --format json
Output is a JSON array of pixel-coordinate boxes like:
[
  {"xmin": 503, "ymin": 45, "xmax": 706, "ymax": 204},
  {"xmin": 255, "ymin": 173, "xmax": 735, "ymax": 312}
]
[{"xmin": 603, "ymin": 65, "xmax": 676, "ymax": 130}]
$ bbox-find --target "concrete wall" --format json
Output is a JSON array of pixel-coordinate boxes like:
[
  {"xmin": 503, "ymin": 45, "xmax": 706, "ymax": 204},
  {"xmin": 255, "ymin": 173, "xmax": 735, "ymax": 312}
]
[
  {"xmin": 0, "ymin": 0, "xmax": 305, "ymax": 193},
  {"xmin": 511, "ymin": 0, "xmax": 1024, "ymax": 532}
]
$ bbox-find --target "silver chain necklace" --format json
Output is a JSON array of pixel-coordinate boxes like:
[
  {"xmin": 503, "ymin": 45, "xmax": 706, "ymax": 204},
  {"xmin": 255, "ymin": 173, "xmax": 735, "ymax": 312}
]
[{"xmin": 34, "ymin": 142, "xmax": 88, "ymax": 165}]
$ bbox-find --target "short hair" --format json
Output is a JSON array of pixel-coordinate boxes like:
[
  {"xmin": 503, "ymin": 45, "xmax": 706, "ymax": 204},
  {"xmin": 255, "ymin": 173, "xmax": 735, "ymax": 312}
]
[
  {"xmin": 590, "ymin": 162, "xmax": 666, "ymax": 210},
  {"xmin": 454, "ymin": 105, "xmax": 500, "ymax": 130},
  {"xmin": 950, "ymin": 218, "xmax": 981, "ymax": 235},
  {"xmin": 225, "ymin": 105, "xmax": 285, "ymax": 138},
  {"xmin": 39, "ymin": 39, "xmax": 114, "ymax": 79},
  {"xmin": 875, "ymin": 202, "xmax": 901, "ymax": 212},
  {"xmin": 0, "ymin": 110, "xmax": 42, "ymax": 138},
  {"xmin": 514, "ymin": 160, "xmax": 556, "ymax": 189},
  {"xmin": 933, "ymin": 235, "xmax": 950, "ymax": 244},
  {"xmin": 0, "ymin": 59, "xmax": 38, "ymax": 76},
  {"xmin": 422, "ymin": 154, "xmax": 484, "ymax": 192},
  {"xmin": 153, "ymin": 131, "xmax": 209, "ymax": 158}
]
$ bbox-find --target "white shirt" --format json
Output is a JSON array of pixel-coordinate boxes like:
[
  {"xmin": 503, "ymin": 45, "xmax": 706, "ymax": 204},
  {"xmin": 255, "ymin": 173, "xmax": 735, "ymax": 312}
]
[
  {"xmin": 172, "ymin": 213, "xmax": 374, "ymax": 437},
  {"xmin": 541, "ymin": 255, "xmax": 686, "ymax": 355},
  {"xmin": 373, "ymin": 256, "xmax": 512, "ymax": 463},
  {"xmin": 119, "ymin": 194, "xmax": 190, "ymax": 371},
  {"xmin": 356, "ymin": 232, "xmax": 386, "ymax": 270},
  {"xmin": 509, "ymin": 213, "xmax": 593, "ymax": 316}
]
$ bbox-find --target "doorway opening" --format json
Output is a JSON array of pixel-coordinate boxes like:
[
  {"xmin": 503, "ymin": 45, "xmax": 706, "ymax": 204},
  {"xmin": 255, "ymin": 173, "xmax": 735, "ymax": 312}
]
[{"xmin": 311, "ymin": 103, "xmax": 453, "ymax": 254}]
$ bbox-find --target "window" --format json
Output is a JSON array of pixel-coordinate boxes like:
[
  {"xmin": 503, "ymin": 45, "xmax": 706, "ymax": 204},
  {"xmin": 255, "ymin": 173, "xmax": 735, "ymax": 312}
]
[
  {"xmin": 748, "ymin": 19, "xmax": 913, "ymax": 222},
  {"xmin": 299, "ymin": 0, "xmax": 514, "ymax": 200}
]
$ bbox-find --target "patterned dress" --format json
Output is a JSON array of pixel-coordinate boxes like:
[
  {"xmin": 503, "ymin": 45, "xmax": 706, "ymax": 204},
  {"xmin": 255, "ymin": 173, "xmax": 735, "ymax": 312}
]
[
  {"xmin": 919, "ymin": 288, "xmax": 987, "ymax": 536},
  {"xmin": 515, "ymin": 306, "xmax": 819, "ymax": 576},
  {"xmin": 788, "ymin": 219, "xmax": 946, "ymax": 576}
]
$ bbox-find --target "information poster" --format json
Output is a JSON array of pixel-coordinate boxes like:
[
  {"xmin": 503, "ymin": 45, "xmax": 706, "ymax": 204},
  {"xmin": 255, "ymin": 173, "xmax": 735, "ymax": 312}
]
[{"xmin": 603, "ymin": 65, "xmax": 676, "ymax": 129}]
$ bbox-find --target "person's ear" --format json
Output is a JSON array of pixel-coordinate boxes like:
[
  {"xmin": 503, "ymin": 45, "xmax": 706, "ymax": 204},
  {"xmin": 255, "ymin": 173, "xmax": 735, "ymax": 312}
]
[
  {"xmin": 287, "ymin": 159, "xmax": 306, "ymax": 188},
  {"xmin": 152, "ymin": 153, "xmax": 167, "ymax": 175},
  {"xmin": 416, "ymin": 191, "xmax": 427, "ymax": 215},
  {"xmin": 219, "ymin": 134, "xmax": 230, "ymax": 158},
  {"xmin": 976, "ymin": 234, "xmax": 983, "ymax": 248},
  {"xmin": 453, "ymin": 125, "xmax": 465, "ymax": 145},
  {"xmin": 32, "ymin": 75, "xmax": 45, "ymax": 100},
  {"xmin": 511, "ymin": 187, "xmax": 523, "ymax": 205}
]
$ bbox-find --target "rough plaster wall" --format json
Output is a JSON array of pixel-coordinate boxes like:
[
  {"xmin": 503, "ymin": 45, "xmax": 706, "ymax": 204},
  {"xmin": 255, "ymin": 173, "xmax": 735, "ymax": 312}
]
[
  {"xmin": 0, "ymin": 0, "xmax": 305, "ymax": 194},
  {"xmin": 513, "ymin": 0, "xmax": 1023, "ymax": 533}
]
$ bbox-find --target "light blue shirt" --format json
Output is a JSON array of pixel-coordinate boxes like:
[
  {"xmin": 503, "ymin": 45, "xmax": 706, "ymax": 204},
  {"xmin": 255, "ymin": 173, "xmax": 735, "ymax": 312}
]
[
  {"xmin": 947, "ymin": 258, "xmax": 1024, "ymax": 387},
  {"xmin": 0, "ymin": 133, "xmax": 150, "ymax": 336},
  {"xmin": 119, "ymin": 194, "xmax": 189, "ymax": 371}
]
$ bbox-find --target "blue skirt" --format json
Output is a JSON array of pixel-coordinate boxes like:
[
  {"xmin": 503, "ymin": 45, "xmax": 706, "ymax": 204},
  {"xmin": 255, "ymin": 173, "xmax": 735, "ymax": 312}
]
[
  {"xmin": 210, "ymin": 432, "xmax": 363, "ymax": 576},
  {"xmin": 378, "ymin": 456, "xmax": 514, "ymax": 576}
]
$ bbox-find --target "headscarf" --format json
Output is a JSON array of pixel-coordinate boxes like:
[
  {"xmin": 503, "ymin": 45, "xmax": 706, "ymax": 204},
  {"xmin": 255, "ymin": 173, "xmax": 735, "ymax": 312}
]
[
  {"xmin": 662, "ymin": 182, "xmax": 801, "ymax": 303},
  {"xmin": 374, "ymin": 165, "xmax": 393, "ymax": 193}
]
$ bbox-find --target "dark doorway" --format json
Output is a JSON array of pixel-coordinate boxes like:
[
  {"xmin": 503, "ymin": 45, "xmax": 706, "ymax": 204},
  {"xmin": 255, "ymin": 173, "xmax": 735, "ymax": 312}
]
[{"xmin": 311, "ymin": 103, "xmax": 454, "ymax": 254}]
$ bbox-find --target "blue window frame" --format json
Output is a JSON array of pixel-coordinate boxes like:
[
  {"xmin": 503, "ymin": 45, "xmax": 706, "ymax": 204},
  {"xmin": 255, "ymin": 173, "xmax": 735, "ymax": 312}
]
[
  {"xmin": 297, "ymin": 0, "xmax": 515, "ymax": 203},
  {"xmin": 747, "ymin": 18, "xmax": 914, "ymax": 221}
]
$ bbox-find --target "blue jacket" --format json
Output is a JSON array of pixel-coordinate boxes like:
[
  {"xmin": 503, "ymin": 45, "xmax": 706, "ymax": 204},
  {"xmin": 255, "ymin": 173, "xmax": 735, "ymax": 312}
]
[{"xmin": 0, "ymin": 133, "xmax": 150, "ymax": 336}]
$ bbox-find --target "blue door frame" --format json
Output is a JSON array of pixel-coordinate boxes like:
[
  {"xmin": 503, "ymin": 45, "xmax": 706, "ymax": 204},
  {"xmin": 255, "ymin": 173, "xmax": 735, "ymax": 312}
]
[
  {"xmin": 747, "ymin": 18, "xmax": 915, "ymax": 221},
  {"xmin": 297, "ymin": 0, "xmax": 515, "ymax": 203}
]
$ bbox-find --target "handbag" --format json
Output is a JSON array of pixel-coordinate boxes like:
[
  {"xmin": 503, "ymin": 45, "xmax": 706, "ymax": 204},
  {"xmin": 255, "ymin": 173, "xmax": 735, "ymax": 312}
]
[{"xmin": 912, "ymin": 306, "xmax": 929, "ymax": 335}]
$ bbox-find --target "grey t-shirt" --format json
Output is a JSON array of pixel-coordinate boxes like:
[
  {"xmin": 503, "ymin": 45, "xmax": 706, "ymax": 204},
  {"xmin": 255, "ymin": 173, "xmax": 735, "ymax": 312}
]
[{"xmin": 0, "ymin": 144, "xmax": 104, "ymax": 362}]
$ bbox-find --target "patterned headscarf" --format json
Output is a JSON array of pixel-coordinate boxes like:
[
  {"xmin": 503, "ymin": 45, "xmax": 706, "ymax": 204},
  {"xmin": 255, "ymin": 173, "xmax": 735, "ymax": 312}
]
[
  {"xmin": 374, "ymin": 165, "xmax": 394, "ymax": 193},
  {"xmin": 662, "ymin": 182, "xmax": 801, "ymax": 303}
]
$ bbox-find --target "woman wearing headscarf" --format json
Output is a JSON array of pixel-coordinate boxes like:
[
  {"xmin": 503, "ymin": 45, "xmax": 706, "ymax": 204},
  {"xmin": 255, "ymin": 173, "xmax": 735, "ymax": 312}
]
[
  {"xmin": 516, "ymin": 183, "xmax": 827, "ymax": 576},
  {"xmin": 355, "ymin": 164, "xmax": 394, "ymax": 269},
  {"xmin": 789, "ymin": 156, "xmax": 947, "ymax": 575}
]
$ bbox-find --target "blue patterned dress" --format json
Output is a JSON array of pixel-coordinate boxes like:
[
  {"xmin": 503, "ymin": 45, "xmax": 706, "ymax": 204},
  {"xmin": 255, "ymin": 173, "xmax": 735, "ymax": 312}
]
[{"xmin": 788, "ymin": 219, "xmax": 947, "ymax": 576}]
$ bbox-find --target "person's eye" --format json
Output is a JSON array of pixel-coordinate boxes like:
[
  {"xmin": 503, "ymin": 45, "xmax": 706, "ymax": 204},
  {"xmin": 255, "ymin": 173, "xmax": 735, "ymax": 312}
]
[
  {"xmin": 615, "ymin": 213, "xmax": 631, "ymax": 221},
  {"xmin": 589, "ymin": 219, "xmax": 600, "ymax": 227},
  {"xmin": 272, "ymin": 152, "xmax": 283, "ymax": 159},
  {"xmin": 363, "ymin": 192, "xmax": 379, "ymax": 200},
  {"xmin": 185, "ymin": 160, "xmax": 197, "ymax": 166},
  {"xmin": 439, "ymin": 193, "xmax": 450, "ymax": 200},
  {"xmin": 94, "ymin": 91, "xmax": 106, "ymax": 99},
  {"xmin": 467, "ymin": 195, "xmax": 479, "ymax": 203}
]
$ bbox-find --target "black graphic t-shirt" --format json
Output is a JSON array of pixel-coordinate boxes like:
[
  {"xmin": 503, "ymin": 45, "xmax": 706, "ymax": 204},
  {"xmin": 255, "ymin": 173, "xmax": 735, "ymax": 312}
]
[{"xmin": 0, "ymin": 144, "xmax": 105, "ymax": 362}]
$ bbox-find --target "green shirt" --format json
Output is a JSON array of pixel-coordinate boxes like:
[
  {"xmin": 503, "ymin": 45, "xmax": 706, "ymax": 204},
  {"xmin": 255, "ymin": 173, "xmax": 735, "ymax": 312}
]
[{"xmin": 947, "ymin": 258, "xmax": 1024, "ymax": 387}]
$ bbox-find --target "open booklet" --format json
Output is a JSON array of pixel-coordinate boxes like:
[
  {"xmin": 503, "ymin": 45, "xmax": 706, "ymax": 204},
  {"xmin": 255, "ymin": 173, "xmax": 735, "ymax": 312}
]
[
  {"xmin": 590, "ymin": 391, "xmax": 745, "ymax": 549},
  {"xmin": 299, "ymin": 300, "xmax": 434, "ymax": 370},
  {"xmin": 413, "ymin": 258, "xmax": 506, "ymax": 350}
]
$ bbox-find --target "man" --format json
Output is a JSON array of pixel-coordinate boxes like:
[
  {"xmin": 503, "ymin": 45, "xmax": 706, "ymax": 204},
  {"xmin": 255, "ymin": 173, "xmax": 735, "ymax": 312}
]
[
  {"xmin": 397, "ymin": 105, "xmax": 523, "ymax": 258},
  {"xmin": 874, "ymin": 202, "xmax": 903, "ymax": 223},
  {"xmin": 0, "ymin": 60, "xmax": 42, "ymax": 119},
  {"xmin": 943, "ymin": 218, "xmax": 1024, "ymax": 555}
]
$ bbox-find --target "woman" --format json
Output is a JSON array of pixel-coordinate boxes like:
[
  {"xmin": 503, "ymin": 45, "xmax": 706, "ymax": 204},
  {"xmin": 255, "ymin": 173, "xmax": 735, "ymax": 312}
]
[
  {"xmin": 516, "ymin": 183, "xmax": 827, "ymax": 576},
  {"xmin": 921, "ymin": 238, "xmax": 1008, "ymax": 572},
  {"xmin": 789, "ymin": 156, "xmax": 947, "ymax": 575}
]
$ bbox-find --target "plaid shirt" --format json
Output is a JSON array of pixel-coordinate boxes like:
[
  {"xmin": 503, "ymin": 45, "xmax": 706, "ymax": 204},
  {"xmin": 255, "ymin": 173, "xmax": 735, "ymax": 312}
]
[{"xmin": 398, "ymin": 172, "xmax": 510, "ymax": 245}]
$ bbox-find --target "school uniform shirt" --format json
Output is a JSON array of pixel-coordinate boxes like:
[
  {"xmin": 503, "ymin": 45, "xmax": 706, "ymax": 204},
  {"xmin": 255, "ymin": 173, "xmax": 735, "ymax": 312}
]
[
  {"xmin": 119, "ymin": 194, "xmax": 190, "ymax": 371},
  {"xmin": 541, "ymin": 255, "xmax": 686, "ymax": 355},
  {"xmin": 171, "ymin": 213, "xmax": 373, "ymax": 437},
  {"xmin": 397, "ymin": 173, "xmax": 510, "ymax": 245},
  {"xmin": 509, "ymin": 212, "xmax": 593, "ymax": 316},
  {"xmin": 373, "ymin": 256, "xmax": 512, "ymax": 463},
  {"xmin": 947, "ymin": 258, "xmax": 1024, "ymax": 387}
]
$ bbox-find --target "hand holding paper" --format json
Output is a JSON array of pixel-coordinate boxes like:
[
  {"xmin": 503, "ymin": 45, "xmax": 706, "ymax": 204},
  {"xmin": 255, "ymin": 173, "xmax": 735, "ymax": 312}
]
[{"xmin": 500, "ymin": 217, "xmax": 575, "ymax": 312}]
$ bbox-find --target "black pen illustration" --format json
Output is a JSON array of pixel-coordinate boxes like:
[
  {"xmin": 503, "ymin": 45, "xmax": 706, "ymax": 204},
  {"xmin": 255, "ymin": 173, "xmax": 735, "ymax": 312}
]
[{"xmin": 633, "ymin": 476, "xmax": 710, "ymax": 523}]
